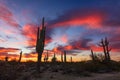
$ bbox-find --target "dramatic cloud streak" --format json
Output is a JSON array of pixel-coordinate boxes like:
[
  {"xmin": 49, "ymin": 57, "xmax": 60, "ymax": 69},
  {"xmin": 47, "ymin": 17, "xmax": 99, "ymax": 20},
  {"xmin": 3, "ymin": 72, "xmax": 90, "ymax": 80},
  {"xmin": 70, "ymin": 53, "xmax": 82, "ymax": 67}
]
[
  {"xmin": 52, "ymin": 38, "xmax": 93, "ymax": 52},
  {"xmin": 48, "ymin": 9, "xmax": 105, "ymax": 29},
  {"xmin": 0, "ymin": 47, "xmax": 20, "ymax": 60},
  {"xmin": 0, "ymin": 3, "xmax": 20, "ymax": 28},
  {"xmin": 0, "ymin": 47, "xmax": 20, "ymax": 53}
]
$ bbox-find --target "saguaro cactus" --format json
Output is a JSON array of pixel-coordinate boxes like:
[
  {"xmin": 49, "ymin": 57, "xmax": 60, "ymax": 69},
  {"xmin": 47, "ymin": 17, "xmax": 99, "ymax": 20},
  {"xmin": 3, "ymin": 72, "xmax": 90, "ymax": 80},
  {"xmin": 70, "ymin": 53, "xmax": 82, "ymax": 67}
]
[
  {"xmin": 5, "ymin": 56, "xmax": 8, "ymax": 62},
  {"xmin": 105, "ymin": 37, "xmax": 111, "ymax": 61},
  {"xmin": 61, "ymin": 53, "xmax": 63, "ymax": 62},
  {"xmin": 64, "ymin": 51, "xmax": 66, "ymax": 63},
  {"xmin": 46, "ymin": 50, "xmax": 49, "ymax": 62},
  {"xmin": 44, "ymin": 50, "xmax": 49, "ymax": 62},
  {"xmin": 98, "ymin": 37, "xmax": 111, "ymax": 61},
  {"xmin": 51, "ymin": 52, "xmax": 57, "ymax": 62},
  {"xmin": 70, "ymin": 56, "xmax": 72, "ymax": 63},
  {"xmin": 99, "ymin": 39, "xmax": 107, "ymax": 61},
  {"xmin": 18, "ymin": 51, "xmax": 22, "ymax": 63},
  {"xmin": 44, "ymin": 55, "xmax": 47, "ymax": 62},
  {"xmin": 91, "ymin": 49, "xmax": 95, "ymax": 61},
  {"xmin": 36, "ymin": 17, "xmax": 46, "ymax": 71}
]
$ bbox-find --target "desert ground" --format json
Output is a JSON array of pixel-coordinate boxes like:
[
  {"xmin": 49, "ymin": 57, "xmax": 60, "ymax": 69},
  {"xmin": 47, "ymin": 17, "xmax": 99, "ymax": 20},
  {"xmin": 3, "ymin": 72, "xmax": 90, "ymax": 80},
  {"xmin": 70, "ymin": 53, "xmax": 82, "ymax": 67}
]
[
  {"xmin": 18, "ymin": 70, "xmax": 120, "ymax": 80},
  {"xmin": 33, "ymin": 72, "xmax": 120, "ymax": 80},
  {"xmin": 0, "ymin": 61, "xmax": 120, "ymax": 80}
]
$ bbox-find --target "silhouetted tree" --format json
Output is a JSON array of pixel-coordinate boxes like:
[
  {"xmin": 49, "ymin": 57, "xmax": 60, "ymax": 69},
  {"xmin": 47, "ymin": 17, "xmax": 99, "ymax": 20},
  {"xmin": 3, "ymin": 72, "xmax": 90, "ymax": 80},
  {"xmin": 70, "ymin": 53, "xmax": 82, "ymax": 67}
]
[{"xmin": 36, "ymin": 17, "xmax": 46, "ymax": 72}]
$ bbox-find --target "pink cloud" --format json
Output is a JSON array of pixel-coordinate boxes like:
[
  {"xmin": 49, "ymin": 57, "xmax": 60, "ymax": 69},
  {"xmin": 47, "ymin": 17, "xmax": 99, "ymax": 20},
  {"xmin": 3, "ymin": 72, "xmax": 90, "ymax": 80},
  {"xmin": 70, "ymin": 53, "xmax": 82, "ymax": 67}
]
[{"xmin": 0, "ymin": 3, "xmax": 20, "ymax": 28}]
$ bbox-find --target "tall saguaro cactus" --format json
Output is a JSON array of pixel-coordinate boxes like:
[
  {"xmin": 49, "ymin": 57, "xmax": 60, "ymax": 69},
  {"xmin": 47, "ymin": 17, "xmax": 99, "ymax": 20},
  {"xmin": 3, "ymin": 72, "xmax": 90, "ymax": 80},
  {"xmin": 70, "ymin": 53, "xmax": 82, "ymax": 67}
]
[
  {"xmin": 64, "ymin": 51, "xmax": 66, "ymax": 63},
  {"xmin": 36, "ymin": 17, "xmax": 46, "ymax": 71},
  {"xmin": 98, "ymin": 37, "xmax": 111, "ymax": 61},
  {"xmin": 18, "ymin": 51, "xmax": 22, "ymax": 63}
]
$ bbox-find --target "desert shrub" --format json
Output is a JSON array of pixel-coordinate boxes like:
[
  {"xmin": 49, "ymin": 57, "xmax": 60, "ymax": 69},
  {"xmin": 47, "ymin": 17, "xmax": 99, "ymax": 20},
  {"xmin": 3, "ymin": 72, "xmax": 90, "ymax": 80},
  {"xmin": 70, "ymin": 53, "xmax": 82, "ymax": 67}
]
[{"xmin": 90, "ymin": 53, "xmax": 105, "ymax": 62}]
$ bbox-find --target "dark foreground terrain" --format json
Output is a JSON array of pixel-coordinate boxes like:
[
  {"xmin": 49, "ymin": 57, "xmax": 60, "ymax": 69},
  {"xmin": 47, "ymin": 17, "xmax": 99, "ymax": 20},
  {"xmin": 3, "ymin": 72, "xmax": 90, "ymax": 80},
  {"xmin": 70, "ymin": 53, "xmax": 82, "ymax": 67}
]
[{"xmin": 0, "ymin": 61, "xmax": 120, "ymax": 80}]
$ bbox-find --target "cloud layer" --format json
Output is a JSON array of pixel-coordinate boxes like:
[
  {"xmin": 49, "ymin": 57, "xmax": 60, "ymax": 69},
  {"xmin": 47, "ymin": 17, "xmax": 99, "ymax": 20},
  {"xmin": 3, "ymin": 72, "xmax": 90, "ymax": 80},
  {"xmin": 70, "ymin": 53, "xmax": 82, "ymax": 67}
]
[{"xmin": 0, "ymin": 1, "xmax": 120, "ymax": 61}]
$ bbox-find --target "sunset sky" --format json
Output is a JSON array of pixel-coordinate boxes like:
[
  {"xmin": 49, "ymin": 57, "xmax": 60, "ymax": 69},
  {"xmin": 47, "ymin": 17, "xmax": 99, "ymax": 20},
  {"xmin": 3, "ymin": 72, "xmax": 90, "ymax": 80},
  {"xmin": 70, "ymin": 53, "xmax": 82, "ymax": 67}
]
[{"xmin": 0, "ymin": 0, "xmax": 120, "ymax": 62}]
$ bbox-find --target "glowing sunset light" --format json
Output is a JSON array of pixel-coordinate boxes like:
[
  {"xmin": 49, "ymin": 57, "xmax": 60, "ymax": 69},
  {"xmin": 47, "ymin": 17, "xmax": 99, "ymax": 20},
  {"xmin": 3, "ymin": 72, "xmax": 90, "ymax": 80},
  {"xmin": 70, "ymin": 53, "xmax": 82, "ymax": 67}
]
[{"xmin": 0, "ymin": 0, "xmax": 120, "ymax": 62}]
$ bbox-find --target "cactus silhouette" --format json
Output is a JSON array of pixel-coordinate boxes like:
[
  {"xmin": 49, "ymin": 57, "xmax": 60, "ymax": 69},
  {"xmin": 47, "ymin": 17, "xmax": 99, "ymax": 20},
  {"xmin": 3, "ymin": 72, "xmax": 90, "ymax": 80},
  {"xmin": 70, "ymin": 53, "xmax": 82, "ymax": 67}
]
[
  {"xmin": 105, "ymin": 37, "xmax": 111, "ymax": 61},
  {"xmin": 64, "ymin": 51, "xmax": 66, "ymax": 63},
  {"xmin": 98, "ymin": 37, "xmax": 111, "ymax": 61},
  {"xmin": 61, "ymin": 53, "xmax": 63, "ymax": 62},
  {"xmin": 70, "ymin": 56, "xmax": 72, "ymax": 63},
  {"xmin": 44, "ymin": 50, "xmax": 49, "ymax": 62},
  {"xmin": 91, "ymin": 49, "xmax": 95, "ymax": 61},
  {"xmin": 99, "ymin": 39, "xmax": 107, "ymax": 61},
  {"xmin": 51, "ymin": 52, "xmax": 57, "ymax": 62},
  {"xmin": 18, "ymin": 51, "xmax": 22, "ymax": 63},
  {"xmin": 46, "ymin": 50, "xmax": 49, "ymax": 62},
  {"xmin": 5, "ymin": 56, "xmax": 8, "ymax": 62},
  {"xmin": 36, "ymin": 17, "xmax": 46, "ymax": 71},
  {"xmin": 44, "ymin": 55, "xmax": 47, "ymax": 62}
]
